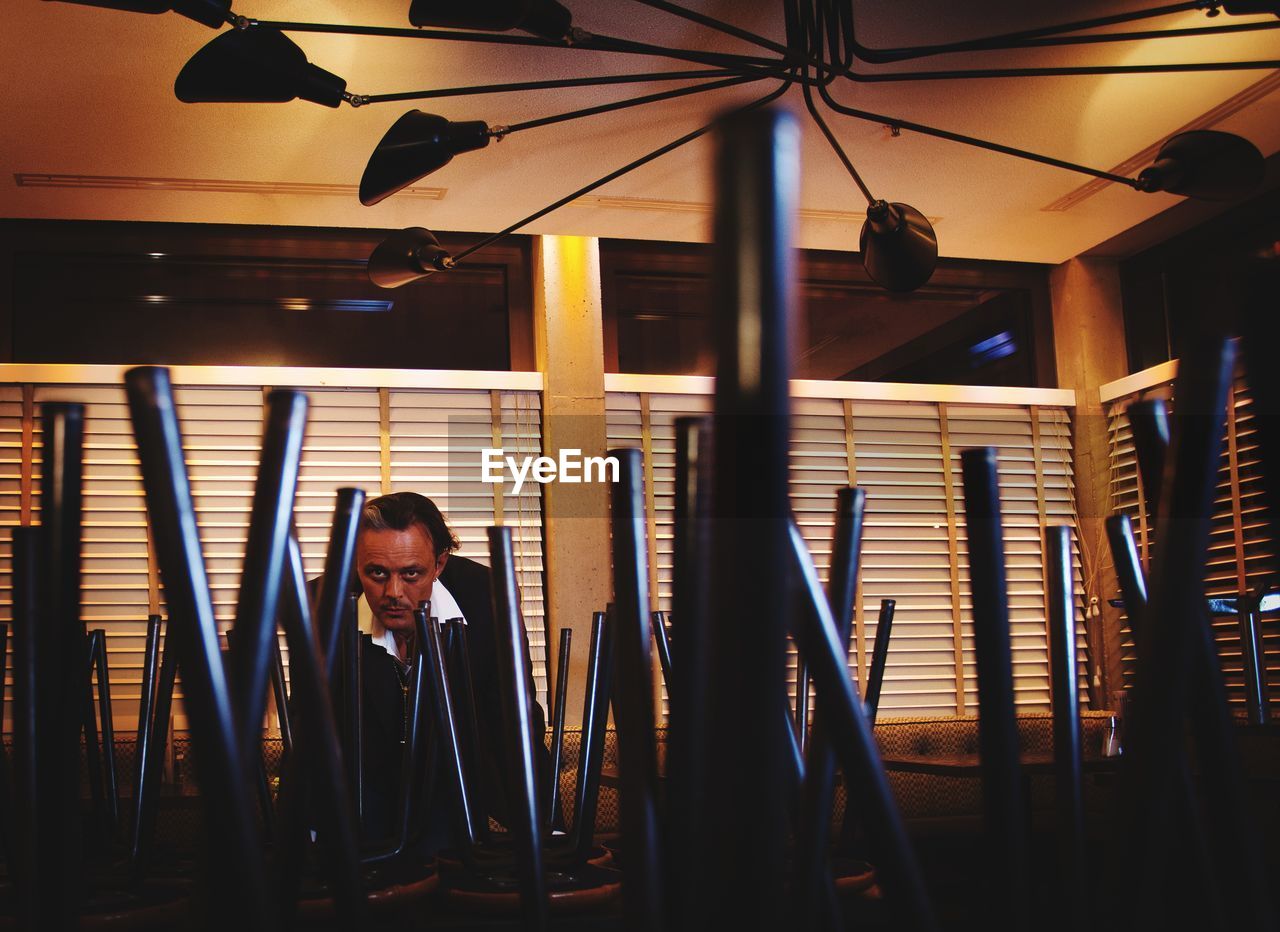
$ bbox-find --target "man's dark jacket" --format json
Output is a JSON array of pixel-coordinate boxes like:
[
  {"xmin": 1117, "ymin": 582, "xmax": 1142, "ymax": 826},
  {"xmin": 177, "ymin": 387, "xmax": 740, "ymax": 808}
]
[{"xmin": 358, "ymin": 554, "xmax": 550, "ymax": 852}]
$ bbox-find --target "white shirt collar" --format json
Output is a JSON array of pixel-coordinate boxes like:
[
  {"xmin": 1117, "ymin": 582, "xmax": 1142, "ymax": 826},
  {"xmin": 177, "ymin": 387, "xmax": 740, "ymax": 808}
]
[{"xmin": 359, "ymin": 577, "xmax": 466, "ymax": 658}]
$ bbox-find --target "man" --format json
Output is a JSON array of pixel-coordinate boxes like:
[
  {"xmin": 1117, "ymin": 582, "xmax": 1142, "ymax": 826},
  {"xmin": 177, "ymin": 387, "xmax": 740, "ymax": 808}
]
[{"xmin": 354, "ymin": 491, "xmax": 548, "ymax": 851}]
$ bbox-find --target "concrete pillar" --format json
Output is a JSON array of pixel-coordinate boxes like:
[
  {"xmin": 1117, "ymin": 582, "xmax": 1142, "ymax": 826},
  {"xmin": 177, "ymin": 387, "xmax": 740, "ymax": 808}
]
[
  {"xmin": 533, "ymin": 235, "xmax": 611, "ymax": 724},
  {"xmin": 1050, "ymin": 256, "xmax": 1130, "ymax": 708}
]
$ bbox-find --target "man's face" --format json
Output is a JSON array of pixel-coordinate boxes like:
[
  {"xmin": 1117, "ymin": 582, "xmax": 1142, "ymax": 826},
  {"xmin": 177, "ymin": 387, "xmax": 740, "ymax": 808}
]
[{"xmin": 356, "ymin": 524, "xmax": 449, "ymax": 633}]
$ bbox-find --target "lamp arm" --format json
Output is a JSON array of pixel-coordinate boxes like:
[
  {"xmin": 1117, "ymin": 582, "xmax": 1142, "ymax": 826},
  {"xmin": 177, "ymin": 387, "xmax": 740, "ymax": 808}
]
[
  {"xmin": 254, "ymin": 17, "xmax": 794, "ymax": 73},
  {"xmin": 354, "ymin": 68, "xmax": 753, "ymax": 106},
  {"xmin": 931, "ymin": 20, "xmax": 1280, "ymax": 51},
  {"xmin": 251, "ymin": 18, "xmax": 571, "ymax": 48},
  {"xmin": 501, "ymin": 70, "xmax": 777, "ymax": 136},
  {"xmin": 575, "ymin": 33, "xmax": 789, "ymax": 71},
  {"xmin": 625, "ymin": 0, "xmax": 792, "ymax": 58},
  {"xmin": 797, "ymin": 2, "xmax": 874, "ymax": 204},
  {"xmin": 835, "ymin": 57, "xmax": 1280, "ymax": 82},
  {"xmin": 625, "ymin": 0, "xmax": 851, "ymax": 78},
  {"xmin": 841, "ymin": 0, "xmax": 1214, "ymax": 64},
  {"xmin": 815, "ymin": 79, "xmax": 1139, "ymax": 189},
  {"xmin": 449, "ymin": 74, "xmax": 795, "ymax": 266}
]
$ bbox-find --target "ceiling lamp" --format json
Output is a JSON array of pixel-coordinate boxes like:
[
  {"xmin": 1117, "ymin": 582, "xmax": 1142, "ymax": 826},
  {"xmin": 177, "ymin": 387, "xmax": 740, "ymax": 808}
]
[
  {"xmin": 407, "ymin": 0, "xmax": 574, "ymax": 41},
  {"xmin": 45, "ymin": 0, "xmax": 230, "ymax": 28},
  {"xmin": 1136, "ymin": 130, "xmax": 1266, "ymax": 201},
  {"xmin": 367, "ymin": 228, "xmax": 455, "ymax": 288},
  {"xmin": 860, "ymin": 203, "xmax": 938, "ymax": 294},
  {"xmin": 360, "ymin": 112, "xmax": 493, "ymax": 206},
  {"xmin": 176, "ymin": 26, "xmax": 348, "ymax": 107},
  {"xmin": 53, "ymin": 1, "xmax": 1280, "ymax": 293}
]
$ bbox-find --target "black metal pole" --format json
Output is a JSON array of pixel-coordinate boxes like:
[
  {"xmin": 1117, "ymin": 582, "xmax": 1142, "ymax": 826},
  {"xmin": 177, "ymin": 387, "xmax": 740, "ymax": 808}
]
[
  {"xmin": 1046, "ymin": 525, "xmax": 1085, "ymax": 930},
  {"xmin": 0, "ymin": 622, "xmax": 7, "ymax": 726},
  {"xmin": 93, "ymin": 629, "xmax": 120, "ymax": 831},
  {"xmin": 547, "ymin": 628, "xmax": 572, "ymax": 833},
  {"xmin": 787, "ymin": 525, "xmax": 937, "ymax": 931},
  {"xmin": 652, "ymin": 610, "xmax": 674, "ymax": 696},
  {"xmin": 666, "ymin": 416, "xmax": 712, "ymax": 928},
  {"xmin": 703, "ymin": 104, "xmax": 796, "ymax": 930},
  {"xmin": 0, "ymin": 622, "xmax": 11, "ymax": 871},
  {"xmin": 1102, "ymin": 514, "xmax": 1219, "ymax": 928},
  {"xmin": 133, "ymin": 617, "xmax": 178, "ymax": 875},
  {"xmin": 1128, "ymin": 399, "xmax": 1170, "ymax": 520},
  {"xmin": 446, "ymin": 618, "xmax": 490, "ymax": 843},
  {"xmin": 1123, "ymin": 332, "xmax": 1260, "ymax": 928},
  {"xmin": 1238, "ymin": 596, "xmax": 1270, "ymax": 725},
  {"xmin": 11, "ymin": 526, "xmax": 50, "ymax": 928},
  {"xmin": 839, "ymin": 597, "xmax": 897, "ymax": 851},
  {"xmin": 865, "ymin": 599, "xmax": 897, "ymax": 726},
  {"xmin": 1241, "ymin": 263, "xmax": 1280, "ymax": 648},
  {"xmin": 132, "ymin": 614, "xmax": 161, "ymax": 822},
  {"xmin": 82, "ymin": 628, "xmax": 106, "ymax": 836},
  {"xmin": 960, "ymin": 446, "xmax": 1028, "ymax": 931},
  {"xmin": 488, "ymin": 525, "xmax": 549, "ymax": 931},
  {"xmin": 794, "ymin": 658, "xmax": 810, "ymax": 754},
  {"xmin": 230, "ymin": 389, "xmax": 307, "ymax": 775},
  {"xmin": 276, "ymin": 532, "xmax": 365, "ymax": 925},
  {"xmin": 39, "ymin": 402, "xmax": 86, "ymax": 911},
  {"xmin": 363, "ymin": 615, "xmax": 432, "ymax": 864},
  {"xmin": 1105, "ymin": 515, "xmax": 1148, "ymax": 654},
  {"xmin": 270, "ymin": 631, "xmax": 293, "ymax": 759},
  {"xmin": 344, "ymin": 593, "xmax": 364, "ymax": 825},
  {"xmin": 123, "ymin": 366, "xmax": 270, "ymax": 929},
  {"xmin": 795, "ymin": 488, "xmax": 866, "ymax": 929},
  {"xmin": 609, "ymin": 448, "xmax": 664, "ymax": 932},
  {"xmin": 572, "ymin": 610, "xmax": 613, "ymax": 863},
  {"xmin": 317, "ymin": 488, "xmax": 365, "ymax": 679},
  {"xmin": 419, "ymin": 605, "xmax": 478, "ymax": 858}
]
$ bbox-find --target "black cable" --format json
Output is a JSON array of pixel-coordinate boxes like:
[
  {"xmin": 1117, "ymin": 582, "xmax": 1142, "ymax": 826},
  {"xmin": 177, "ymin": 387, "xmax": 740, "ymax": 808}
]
[
  {"xmin": 449, "ymin": 74, "xmax": 796, "ymax": 266},
  {"xmin": 798, "ymin": 0, "xmax": 876, "ymax": 203},
  {"xmin": 502, "ymin": 71, "xmax": 777, "ymax": 135},
  {"xmin": 842, "ymin": 0, "xmax": 1211, "ymax": 64},
  {"xmin": 815, "ymin": 78, "xmax": 1137, "ymax": 187},
  {"xmin": 357, "ymin": 68, "xmax": 759, "ymax": 106}
]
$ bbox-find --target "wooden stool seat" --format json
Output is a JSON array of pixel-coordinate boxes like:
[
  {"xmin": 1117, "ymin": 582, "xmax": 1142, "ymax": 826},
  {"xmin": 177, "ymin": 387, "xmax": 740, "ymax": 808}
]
[
  {"xmin": 295, "ymin": 859, "xmax": 439, "ymax": 921},
  {"xmin": 435, "ymin": 842, "xmax": 613, "ymax": 872},
  {"xmin": 442, "ymin": 862, "xmax": 621, "ymax": 915},
  {"xmin": 830, "ymin": 856, "xmax": 877, "ymax": 894}
]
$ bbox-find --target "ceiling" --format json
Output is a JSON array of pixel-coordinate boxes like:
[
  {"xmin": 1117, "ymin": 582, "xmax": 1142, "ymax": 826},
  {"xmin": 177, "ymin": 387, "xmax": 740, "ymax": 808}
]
[{"xmin": 4, "ymin": 0, "xmax": 1279, "ymax": 264}]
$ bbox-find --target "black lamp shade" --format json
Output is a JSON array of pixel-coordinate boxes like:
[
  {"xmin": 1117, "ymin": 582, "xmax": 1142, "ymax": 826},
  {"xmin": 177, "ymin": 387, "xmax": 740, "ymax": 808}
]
[
  {"xmin": 408, "ymin": 0, "xmax": 573, "ymax": 40},
  {"xmin": 360, "ymin": 111, "xmax": 492, "ymax": 206},
  {"xmin": 175, "ymin": 26, "xmax": 347, "ymax": 108},
  {"xmin": 368, "ymin": 228, "xmax": 453, "ymax": 289},
  {"xmin": 860, "ymin": 201, "xmax": 938, "ymax": 293},
  {"xmin": 46, "ymin": 0, "xmax": 230, "ymax": 28},
  {"xmin": 1136, "ymin": 130, "xmax": 1264, "ymax": 201}
]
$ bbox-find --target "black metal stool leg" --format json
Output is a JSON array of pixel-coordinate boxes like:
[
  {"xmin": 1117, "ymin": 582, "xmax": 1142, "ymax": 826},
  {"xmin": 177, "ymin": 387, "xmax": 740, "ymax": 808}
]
[
  {"xmin": 125, "ymin": 366, "xmax": 270, "ymax": 930},
  {"xmin": 1046, "ymin": 525, "xmax": 1085, "ymax": 930},
  {"xmin": 546, "ymin": 628, "xmax": 571, "ymax": 834},
  {"xmin": 489, "ymin": 526, "xmax": 550, "ymax": 931},
  {"xmin": 960, "ymin": 447, "xmax": 1028, "ymax": 930}
]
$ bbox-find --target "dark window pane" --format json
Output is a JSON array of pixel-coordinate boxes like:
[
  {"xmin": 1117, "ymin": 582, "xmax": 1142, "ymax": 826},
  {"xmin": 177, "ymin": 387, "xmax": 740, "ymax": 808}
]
[
  {"xmin": 3, "ymin": 221, "xmax": 532, "ymax": 371},
  {"xmin": 601, "ymin": 240, "xmax": 1051, "ymax": 387}
]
